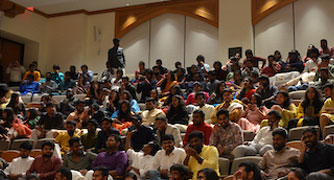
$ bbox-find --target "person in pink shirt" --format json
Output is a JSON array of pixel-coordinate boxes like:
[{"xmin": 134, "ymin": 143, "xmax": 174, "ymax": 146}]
[
  {"xmin": 261, "ymin": 55, "xmax": 281, "ymax": 77},
  {"xmin": 186, "ymin": 82, "xmax": 209, "ymax": 105}
]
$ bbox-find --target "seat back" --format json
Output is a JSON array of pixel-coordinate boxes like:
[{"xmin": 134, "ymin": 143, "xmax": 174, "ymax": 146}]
[
  {"xmin": 324, "ymin": 125, "xmax": 334, "ymax": 139},
  {"xmin": 219, "ymin": 157, "xmax": 230, "ymax": 176},
  {"xmin": 0, "ymin": 140, "xmax": 10, "ymax": 151},
  {"xmin": 286, "ymin": 141, "xmax": 303, "ymax": 152},
  {"xmin": 230, "ymin": 156, "xmax": 263, "ymax": 174},
  {"xmin": 243, "ymin": 130, "xmax": 255, "ymax": 141},
  {"xmin": 30, "ymin": 149, "xmax": 42, "ymax": 158},
  {"xmin": 289, "ymin": 126, "xmax": 319, "ymax": 141},
  {"xmin": 35, "ymin": 138, "xmax": 55, "ymax": 149},
  {"xmin": 1, "ymin": 150, "xmax": 20, "ymax": 162},
  {"xmin": 10, "ymin": 139, "xmax": 34, "ymax": 150}
]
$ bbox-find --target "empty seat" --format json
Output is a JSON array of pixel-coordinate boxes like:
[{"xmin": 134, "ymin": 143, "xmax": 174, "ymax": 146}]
[
  {"xmin": 35, "ymin": 138, "xmax": 55, "ymax": 149},
  {"xmin": 289, "ymin": 126, "xmax": 319, "ymax": 141},
  {"xmin": 230, "ymin": 156, "xmax": 262, "ymax": 174},
  {"xmin": 289, "ymin": 90, "xmax": 306, "ymax": 100},
  {"xmin": 10, "ymin": 139, "xmax": 34, "ymax": 150},
  {"xmin": 324, "ymin": 125, "xmax": 334, "ymax": 139},
  {"xmin": 1, "ymin": 150, "xmax": 20, "ymax": 162},
  {"xmin": 243, "ymin": 130, "xmax": 255, "ymax": 141},
  {"xmin": 219, "ymin": 157, "xmax": 230, "ymax": 176},
  {"xmin": 286, "ymin": 141, "xmax": 303, "ymax": 152},
  {"xmin": 0, "ymin": 140, "xmax": 10, "ymax": 151},
  {"xmin": 30, "ymin": 149, "xmax": 42, "ymax": 158}
]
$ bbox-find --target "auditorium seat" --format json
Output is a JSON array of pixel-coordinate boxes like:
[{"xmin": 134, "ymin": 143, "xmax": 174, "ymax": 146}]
[
  {"xmin": 1, "ymin": 150, "xmax": 20, "ymax": 162},
  {"xmin": 230, "ymin": 156, "xmax": 262, "ymax": 174},
  {"xmin": 243, "ymin": 130, "xmax": 255, "ymax": 142},
  {"xmin": 10, "ymin": 139, "xmax": 34, "ymax": 150},
  {"xmin": 289, "ymin": 126, "xmax": 319, "ymax": 141},
  {"xmin": 286, "ymin": 141, "xmax": 303, "ymax": 152},
  {"xmin": 324, "ymin": 124, "xmax": 334, "ymax": 139},
  {"xmin": 289, "ymin": 90, "xmax": 306, "ymax": 100},
  {"xmin": 219, "ymin": 157, "xmax": 230, "ymax": 176},
  {"xmin": 0, "ymin": 140, "xmax": 10, "ymax": 151}
]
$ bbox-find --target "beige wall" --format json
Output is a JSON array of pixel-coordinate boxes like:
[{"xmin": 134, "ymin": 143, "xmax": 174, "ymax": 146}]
[{"xmin": 219, "ymin": 0, "xmax": 253, "ymax": 64}]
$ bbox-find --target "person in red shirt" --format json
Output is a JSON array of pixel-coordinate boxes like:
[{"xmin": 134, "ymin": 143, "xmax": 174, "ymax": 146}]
[
  {"xmin": 261, "ymin": 55, "xmax": 281, "ymax": 77},
  {"xmin": 183, "ymin": 110, "xmax": 213, "ymax": 146},
  {"xmin": 243, "ymin": 49, "xmax": 266, "ymax": 69}
]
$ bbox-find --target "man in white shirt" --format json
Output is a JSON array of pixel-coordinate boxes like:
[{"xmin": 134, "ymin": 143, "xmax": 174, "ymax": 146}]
[
  {"xmin": 141, "ymin": 98, "xmax": 165, "ymax": 126},
  {"xmin": 148, "ymin": 134, "xmax": 186, "ymax": 179},
  {"xmin": 232, "ymin": 110, "xmax": 280, "ymax": 158},
  {"xmin": 6, "ymin": 61, "xmax": 26, "ymax": 86},
  {"xmin": 189, "ymin": 92, "xmax": 215, "ymax": 124},
  {"xmin": 155, "ymin": 116, "xmax": 183, "ymax": 148},
  {"xmin": 4, "ymin": 141, "xmax": 34, "ymax": 179}
]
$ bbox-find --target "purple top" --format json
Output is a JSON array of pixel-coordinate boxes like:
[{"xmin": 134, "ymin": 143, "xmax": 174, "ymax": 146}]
[{"xmin": 91, "ymin": 151, "xmax": 128, "ymax": 175}]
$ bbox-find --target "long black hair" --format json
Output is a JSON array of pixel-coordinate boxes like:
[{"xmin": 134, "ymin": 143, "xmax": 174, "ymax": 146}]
[
  {"xmin": 161, "ymin": 70, "xmax": 176, "ymax": 90},
  {"xmin": 301, "ymin": 86, "xmax": 323, "ymax": 114},
  {"xmin": 277, "ymin": 91, "xmax": 291, "ymax": 109},
  {"xmin": 164, "ymin": 84, "xmax": 183, "ymax": 106},
  {"xmin": 27, "ymin": 108, "xmax": 39, "ymax": 120},
  {"xmin": 238, "ymin": 77, "xmax": 255, "ymax": 100},
  {"xmin": 118, "ymin": 100, "xmax": 132, "ymax": 122},
  {"xmin": 2, "ymin": 107, "xmax": 15, "ymax": 128},
  {"xmin": 252, "ymin": 93, "xmax": 262, "ymax": 107}
]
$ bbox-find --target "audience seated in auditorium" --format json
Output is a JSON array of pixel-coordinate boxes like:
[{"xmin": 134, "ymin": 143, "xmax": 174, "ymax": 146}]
[
  {"xmin": 55, "ymin": 120, "xmax": 80, "ymax": 154},
  {"xmin": 256, "ymin": 75, "xmax": 278, "ymax": 108},
  {"xmin": 26, "ymin": 141, "xmax": 62, "ymax": 180},
  {"xmin": 110, "ymin": 69, "xmax": 123, "ymax": 90},
  {"xmin": 242, "ymin": 59, "xmax": 260, "ymax": 79},
  {"xmin": 91, "ymin": 134, "xmax": 128, "ymax": 178},
  {"xmin": 4, "ymin": 141, "xmax": 34, "ymax": 179},
  {"xmin": 51, "ymin": 65, "xmax": 64, "ymax": 85},
  {"xmin": 152, "ymin": 66, "xmax": 163, "ymax": 82},
  {"xmin": 63, "ymin": 137, "xmax": 97, "ymax": 174},
  {"xmin": 270, "ymin": 91, "xmax": 297, "ymax": 128},
  {"xmin": 166, "ymin": 95, "xmax": 189, "ymax": 130},
  {"xmin": 213, "ymin": 61, "xmax": 228, "ymax": 81},
  {"xmin": 80, "ymin": 64, "xmax": 93, "ymax": 83},
  {"xmin": 155, "ymin": 116, "xmax": 183, "ymax": 148},
  {"xmin": 87, "ymin": 81, "xmax": 105, "ymax": 105},
  {"xmin": 237, "ymin": 77, "xmax": 256, "ymax": 101},
  {"xmin": 189, "ymin": 92, "xmax": 214, "ymax": 123},
  {"xmin": 233, "ymin": 161, "xmax": 263, "ymax": 180},
  {"xmin": 196, "ymin": 55, "xmax": 210, "ymax": 75},
  {"xmin": 59, "ymin": 72, "xmax": 76, "ymax": 93},
  {"xmin": 299, "ymin": 127, "xmax": 334, "ymax": 175},
  {"xmin": 233, "ymin": 110, "xmax": 279, "ymax": 158},
  {"xmin": 95, "ymin": 118, "xmax": 120, "ymax": 153},
  {"xmin": 20, "ymin": 74, "xmax": 40, "ymax": 95},
  {"xmin": 66, "ymin": 99, "xmax": 89, "ymax": 129},
  {"xmin": 40, "ymin": 72, "xmax": 57, "ymax": 94},
  {"xmin": 141, "ymin": 98, "xmax": 164, "ymax": 126},
  {"xmin": 111, "ymin": 100, "xmax": 133, "ymax": 132},
  {"xmin": 128, "ymin": 114, "xmax": 155, "ymax": 152},
  {"xmin": 204, "ymin": 71, "xmax": 219, "ymax": 95},
  {"xmin": 81, "ymin": 119, "xmax": 98, "ymax": 151},
  {"xmin": 162, "ymin": 84, "xmax": 183, "ymax": 106},
  {"xmin": 207, "ymin": 81, "xmax": 225, "ymax": 105},
  {"xmin": 76, "ymin": 74, "xmax": 90, "ymax": 94},
  {"xmin": 186, "ymin": 82, "xmax": 209, "ymax": 105},
  {"xmin": 134, "ymin": 61, "xmax": 146, "ymax": 83},
  {"xmin": 6, "ymin": 61, "xmax": 26, "ymax": 87},
  {"xmin": 100, "ymin": 62, "xmax": 114, "ymax": 83},
  {"xmin": 320, "ymin": 39, "xmax": 334, "ymax": 59},
  {"xmin": 155, "ymin": 59, "xmax": 168, "ymax": 75},
  {"xmin": 6, "ymin": 92, "xmax": 25, "ymax": 116},
  {"xmin": 24, "ymin": 108, "xmax": 40, "ymax": 129},
  {"xmin": 23, "ymin": 64, "xmax": 41, "ymax": 82},
  {"xmin": 210, "ymin": 109, "xmax": 243, "ymax": 159},
  {"xmin": 157, "ymin": 70, "xmax": 178, "ymax": 96},
  {"xmin": 105, "ymin": 89, "xmax": 120, "ymax": 116},
  {"xmin": 274, "ymin": 50, "xmax": 285, "ymax": 67},
  {"xmin": 244, "ymin": 49, "xmax": 266, "ymax": 69},
  {"xmin": 184, "ymin": 131, "xmax": 219, "ymax": 180},
  {"xmin": 261, "ymin": 55, "xmax": 281, "ymax": 77},
  {"xmin": 259, "ymin": 128, "xmax": 300, "ymax": 179},
  {"xmin": 57, "ymin": 89, "xmax": 76, "ymax": 118},
  {"xmin": 69, "ymin": 65, "xmax": 79, "ymax": 81},
  {"xmin": 121, "ymin": 76, "xmax": 137, "ymax": 101},
  {"xmin": 136, "ymin": 69, "xmax": 157, "ymax": 103}
]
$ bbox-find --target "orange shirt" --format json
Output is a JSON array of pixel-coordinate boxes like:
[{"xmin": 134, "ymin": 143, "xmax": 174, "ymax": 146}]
[{"xmin": 23, "ymin": 70, "xmax": 41, "ymax": 82}]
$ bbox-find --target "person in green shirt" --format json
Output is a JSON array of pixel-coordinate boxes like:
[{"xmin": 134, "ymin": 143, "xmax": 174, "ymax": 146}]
[{"xmin": 81, "ymin": 119, "xmax": 98, "ymax": 152}]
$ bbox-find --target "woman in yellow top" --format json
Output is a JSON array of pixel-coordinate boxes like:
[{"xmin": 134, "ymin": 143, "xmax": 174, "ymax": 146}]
[
  {"xmin": 271, "ymin": 91, "xmax": 297, "ymax": 128},
  {"xmin": 290, "ymin": 87, "xmax": 323, "ymax": 129},
  {"xmin": 320, "ymin": 84, "xmax": 334, "ymax": 137},
  {"xmin": 157, "ymin": 70, "xmax": 178, "ymax": 96}
]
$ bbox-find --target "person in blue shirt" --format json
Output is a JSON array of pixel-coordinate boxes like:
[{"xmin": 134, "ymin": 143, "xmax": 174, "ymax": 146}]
[
  {"xmin": 19, "ymin": 74, "xmax": 40, "ymax": 95},
  {"xmin": 51, "ymin": 64, "xmax": 64, "ymax": 85}
]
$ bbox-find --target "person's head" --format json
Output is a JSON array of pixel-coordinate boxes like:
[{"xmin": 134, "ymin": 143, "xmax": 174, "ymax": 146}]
[
  {"xmin": 41, "ymin": 141, "xmax": 55, "ymax": 158},
  {"xmin": 145, "ymin": 68, "xmax": 153, "ymax": 79},
  {"xmin": 27, "ymin": 108, "xmax": 38, "ymax": 120},
  {"xmin": 69, "ymin": 137, "xmax": 82, "ymax": 155},
  {"xmin": 320, "ymin": 68, "xmax": 330, "ymax": 82},
  {"xmin": 113, "ymin": 38, "xmax": 120, "ymax": 46},
  {"xmin": 268, "ymin": 55, "xmax": 275, "ymax": 64},
  {"xmin": 150, "ymin": 89, "xmax": 159, "ymax": 100},
  {"xmin": 119, "ymin": 100, "xmax": 131, "ymax": 115},
  {"xmin": 106, "ymin": 134, "xmax": 122, "ymax": 151},
  {"xmin": 32, "ymin": 61, "xmax": 38, "ymax": 68},
  {"xmin": 26, "ymin": 173, "xmax": 40, "ymax": 180},
  {"xmin": 121, "ymin": 76, "xmax": 130, "ymax": 86},
  {"xmin": 53, "ymin": 64, "xmax": 60, "ymax": 72},
  {"xmin": 55, "ymin": 168, "xmax": 72, "ymax": 180},
  {"xmin": 130, "ymin": 114, "xmax": 142, "ymax": 128},
  {"xmin": 242, "ymin": 77, "xmax": 253, "ymax": 89},
  {"xmin": 138, "ymin": 61, "xmax": 145, "ymax": 69},
  {"xmin": 234, "ymin": 161, "xmax": 262, "ymax": 180},
  {"xmin": 101, "ymin": 117, "xmax": 112, "ymax": 132},
  {"xmin": 195, "ymin": 92, "xmax": 206, "ymax": 107},
  {"xmin": 197, "ymin": 168, "xmax": 219, "ymax": 180},
  {"xmin": 145, "ymin": 97, "xmax": 156, "ymax": 111},
  {"xmin": 66, "ymin": 120, "xmax": 76, "ymax": 135},
  {"xmin": 152, "ymin": 66, "xmax": 161, "ymax": 75},
  {"xmin": 222, "ymin": 88, "xmax": 233, "ymax": 102},
  {"xmin": 216, "ymin": 109, "xmax": 230, "ymax": 128},
  {"xmin": 274, "ymin": 50, "xmax": 282, "ymax": 60},
  {"xmin": 161, "ymin": 134, "xmax": 175, "ymax": 153},
  {"xmin": 75, "ymin": 99, "xmax": 85, "ymax": 113},
  {"xmin": 64, "ymin": 71, "xmax": 71, "ymax": 81},
  {"xmin": 192, "ymin": 110, "xmax": 205, "ymax": 126},
  {"xmin": 323, "ymin": 83, "xmax": 334, "ymax": 98},
  {"xmin": 9, "ymin": 91, "xmax": 20, "ymax": 104},
  {"xmin": 250, "ymin": 93, "xmax": 262, "ymax": 107},
  {"xmin": 287, "ymin": 168, "xmax": 307, "ymax": 180},
  {"xmin": 65, "ymin": 89, "xmax": 74, "ymax": 100},
  {"xmin": 70, "ymin": 65, "xmax": 76, "ymax": 72},
  {"xmin": 81, "ymin": 65, "xmax": 88, "ymax": 73},
  {"xmin": 124, "ymin": 172, "xmax": 138, "ymax": 180},
  {"xmin": 302, "ymin": 127, "xmax": 319, "ymax": 149},
  {"xmin": 27, "ymin": 74, "xmax": 35, "ymax": 83},
  {"xmin": 196, "ymin": 55, "xmax": 205, "ymax": 64},
  {"xmin": 155, "ymin": 116, "xmax": 168, "ymax": 132},
  {"xmin": 121, "ymin": 90, "xmax": 133, "ymax": 101},
  {"xmin": 87, "ymin": 119, "xmax": 98, "ymax": 133},
  {"xmin": 320, "ymin": 39, "xmax": 328, "ymax": 49},
  {"xmin": 276, "ymin": 91, "xmax": 291, "ymax": 108},
  {"xmin": 170, "ymin": 84, "xmax": 181, "ymax": 95},
  {"xmin": 93, "ymin": 167, "xmax": 109, "ymax": 180},
  {"xmin": 244, "ymin": 59, "xmax": 253, "ymax": 68},
  {"xmin": 169, "ymin": 164, "xmax": 191, "ymax": 180},
  {"xmin": 309, "ymin": 48, "xmax": 320, "ymax": 60},
  {"xmin": 234, "ymin": 70, "xmax": 243, "ymax": 83},
  {"xmin": 19, "ymin": 141, "xmax": 32, "ymax": 158},
  {"xmin": 267, "ymin": 110, "xmax": 281, "ymax": 129},
  {"xmin": 188, "ymin": 131, "xmax": 204, "ymax": 152},
  {"xmin": 272, "ymin": 128, "xmax": 288, "ymax": 152},
  {"xmin": 46, "ymin": 72, "xmax": 52, "ymax": 81},
  {"xmin": 0, "ymin": 83, "xmax": 9, "ymax": 98},
  {"xmin": 259, "ymin": 75, "xmax": 270, "ymax": 88},
  {"xmin": 142, "ymin": 141, "xmax": 160, "ymax": 156},
  {"xmin": 306, "ymin": 172, "xmax": 334, "ymax": 180},
  {"xmin": 175, "ymin": 61, "xmax": 182, "ymax": 69},
  {"xmin": 245, "ymin": 49, "xmax": 253, "ymax": 59},
  {"xmin": 171, "ymin": 95, "xmax": 184, "ymax": 108},
  {"xmin": 45, "ymin": 102, "xmax": 56, "ymax": 115},
  {"xmin": 231, "ymin": 62, "xmax": 241, "ymax": 71},
  {"xmin": 288, "ymin": 50, "xmax": 300, "ymax": 62},
  {"xmin": 156, "ymin": 59, "xmax": 163, "ymax": 66},
  {"xmin": 193, "ymin": 82, "xmax": 203, "ymax": 92},
  {"xmin": 213, "ymin": 61, "xmax": 222, "ymax": 71},
  {"xmin": 28, "ymin": 64, "xmax": 36, "ymax": 71},
  {"xmin": 190, "ymin": 64, "xmax": 199, "ymax": 74}
]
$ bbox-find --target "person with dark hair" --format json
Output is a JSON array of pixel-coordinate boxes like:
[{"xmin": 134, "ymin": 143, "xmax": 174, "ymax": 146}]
[
  {"xmin": 6, "ymin": 61, "xmax": 26, "ymax": 86},
  {"xmin": 169, "ymin": 164, "xmax": 191, "ymax": 180},
  {"xmin": 287, "ymin": 168, "xmax": 306, "ymax": 180},
  {"xmin": 92, "ymin": 166, "xmax": 109, "ymax": 180},
  {"xmin": 124, "ymin": 172, "xmax": 138, "ymax": 180},
  {"xmin": 54, "ymin": 168, "xmax": 72, "ymax": 180},
  {"xmin": 242, "ymin": 59, "xmax": 260, "ymax": 79},
  {"xmin": 259, "ymin": 128, "xmax": 300, "ymax": 179},
  {"xmin": 196, "ymin": 55, "xmax": 210, "ymax": 75},
  {"xmin": 323, "ymin": 83, "xmax": 333, "ymax": 100},
  {"xmin": 1, "ymin": 107, "xmax": 20, "ymax": 129},
  {"xmin": 50, "ymin": 64, "xmax": 64, "ymax": 85},
  {"xmin": 40, "ymin": 72, "xmax": 57, "ymax": 94},
  {"xmin": 274, "ymin": 50, "xmax": 285, "ymax": 65},
  {"xmin": 59, "ymin": 71, "xmax": 76, "ymax": 92},
  {"xmin": 282, "ymin": 50, "xmax": 305, "ymax": 73},
  {"xmin": 175, "ymin": 67, "xmax": 186, "ymax": 84},
  {"xmin": 108, "ymin": 38, "xmax": 126, "ymax": 74},
  {"xmin": 261, "ymin": 55, "xmax": 281, "ymax": 77},
  {"xmin": 320, "ymin": 84, "xmax": 334, "ymax": 136},
  {"xmin": 55, "ymin": 120, "xmax": 80, "ymax": 154},
  {"xmin": 20, "ymin": 74, "xmax": 40, "ymax": 95},
  {"xmin": 208, "ymin": 81, "xmax": 226, "ymax": 105},
  {"xmin": 183, "ymin": 110, "xmax": 212, "ymax": 146},
  {"xmin": 4, "ymin": 141, "xmax": 34, "ymax": 179},
  {"xmin": 69, "ymin": 66, "xmax": 78, "ymax": 81},
  {"xmin": 91, "ymin": 134, "xmax": 128, "ymax": 178},
  {"xmin": 237, "ymin": 77, "xmax": 256, "ymax": 101},
  {"xmin": 26, "ymin": 173, "xmax": 40, "ymax": 180},
  {"xmin": 57, "ymin": 89, "xmax": 76, "ymax": 118},
  {"xmin": 155, "ymin": 59, "xmax": 167, "ymax": 75},
  {"xmin": 109, "ymin": 69, "xmax": 123, "ymax": 90},
  {"xmin": 158, "ymin": 70, "xmax": 178, "ymax": 96},
  {"xmin": 320, "ymin": 39, "xmax": 334, "ymax": 59},
  {"xmin": 66, "ymin": 99, "xmax": 89, "ymax": 129},
  {"xmin": 137, "ymin": 69, "xmax": 157, "ymax": 103},
  {"xmin": 125, "ymin": 128, "xmax": 160, "ymax": 179},
  {"xmin": 197, "ymin": 168, "xmax": 219, "ymax": 180},
  {"xmin": 63, "ymin": 137, "xmax": 97, "ymax": 174},
  {"xmin": 149, "ymin": 134, "xmax": 186, "ymax": 179},
  {"xmin": 256, "ymin": 75, "xmax": 278, "ymax": 108},
  {"xmin": 95, "ymin": 117, "xmax": 120, "ymax": 153},
  {"xmin": 213, "ymin": 61, "xmax": 228, "ymax": 81},
  {"xmin": 111, "ymin": 100, "xmax": 134, "ymax": 132},
  {"xmin": 24, "ymin": 108, "xmax": 40, "ymax": 129},
  {"xmin": 233, "ymin": 110, "xmax": 279, "ymax": 158},
  {"xmin": 189, "ymin": 92, "xmax": 214, "ymax": 123},
  {"xmin": 26, "ymin": 141, "xmax": 62, "ymax": 180},
  {"xmin": 299, "ymin": 127, "xmax": 334, "ymax": 175},
  {"xmin": 81, "ymin": 119, "xmax": 98, "ymax": 151},
  {"xmin": 204, "ymin": 71, "xmax": 220, "ymax": 95},
  {"xmin": 80, "ymin": 64, "xmax": 93, "ymax": 83},
  {"xmin": 6, "ymin": 92, "xmax": 25, "ymax": 116},
  {"xmin": 37, "ymin": 102, "xmax": 64, "ymax": 131},
  {"xmin": 233, "ymin": 161, "xmax": 263, "ymax": 180},
  {"xmin": 184, "ymin": 131, "xmax": 219, "ymax": 179},
  {"xmin": 270, "ymin": 91, "xmax": 297, "ymax": 128},
  {"xmin": 306, "ymin": 172, "xmax": 334, "ymax": 180},
  {"xmin": 163, "ymin": 84, "xmax": 183, "ymax": 107},
  {"xmin": 210, "ymin": 109, "xmax": 243, "ymax": 159},
  {"xmin": 243, "ymin": 49, "xmax": 266, "ymax": 69},
  {"xmin": 155, "ymin": 116, "xmax": 183, "ymax": 147},
  {"xmin": 134, "ymin": 61, "xmax": 146, "ymax": 82},
  {"xmin": 120, "ymin": 76, "xmax": 137, "ymax": 101},
  {"xmin": 166, "ymin": 95, "xmax": 189, "ymax": 128},
  {"xmin": 141, "ymin": 98, "xmax": 164, "ymax": 126},
  {"xmin": 76, "ymin": 74, "xmax": 90, "ymax": 94},
  {"xmin": 23, "ymin": 64, "xmax": 41, "ymax": 82},
  {"xmin": 100, "ymin": 61, "xmax": 114, "ymax": 83},
  {"xmin": 128, "ymin": 114, "xmax": 155, "ymax": 152},
  {"xmin": 186, "ymin": 82, "xmax": 209, "ymax": 105}
]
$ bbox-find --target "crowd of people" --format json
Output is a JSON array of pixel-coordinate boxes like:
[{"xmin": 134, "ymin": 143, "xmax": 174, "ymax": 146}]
[{"xmin": 0, "ymin": 38, "xmax": 334, "ymax": 180}]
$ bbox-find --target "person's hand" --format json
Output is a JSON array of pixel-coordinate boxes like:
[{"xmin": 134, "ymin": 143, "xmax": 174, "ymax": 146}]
[
  {"xmin": 233, "ymin": 169, "xmax": 242, "ymax": 180},
  {"xmin": 185, "ymin": 147, "xmax": 197, "ymax": 157},
  {"xmin": 79, "ymin": 169, "xmax": 88, "ymax": 176}
]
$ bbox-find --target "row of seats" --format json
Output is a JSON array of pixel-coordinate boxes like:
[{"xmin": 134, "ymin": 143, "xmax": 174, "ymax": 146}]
[
  {"xmin": 0, "ymin": 149, "xmax": 42, "ymax": 162},
  {"xmin": 0, "ymin": 138, "xmax": 55, "ymax": 151}
]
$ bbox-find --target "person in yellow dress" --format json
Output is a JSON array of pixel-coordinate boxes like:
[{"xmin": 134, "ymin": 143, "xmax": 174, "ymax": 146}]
[{"xmin": 320, "ymin": 84, "xmax": 334, "ymax": 137}]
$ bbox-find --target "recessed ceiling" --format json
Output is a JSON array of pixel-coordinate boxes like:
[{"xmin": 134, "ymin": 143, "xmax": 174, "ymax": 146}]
[{"xmin": 10, "ymin": 0, "xmax": 169, "ymax": 14}]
